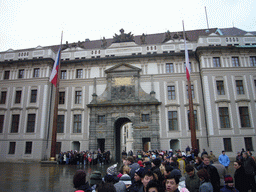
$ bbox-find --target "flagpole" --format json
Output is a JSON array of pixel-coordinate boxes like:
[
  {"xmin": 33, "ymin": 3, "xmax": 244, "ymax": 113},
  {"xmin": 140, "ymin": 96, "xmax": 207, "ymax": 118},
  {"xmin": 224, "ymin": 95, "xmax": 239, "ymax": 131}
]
[
  {"xmin": 50, "ymin": 31, "xmax": 63, "ymax": 161},
  {"xmin": 182, "ymin": 21, "xmax": 198, "ymax": 151}
]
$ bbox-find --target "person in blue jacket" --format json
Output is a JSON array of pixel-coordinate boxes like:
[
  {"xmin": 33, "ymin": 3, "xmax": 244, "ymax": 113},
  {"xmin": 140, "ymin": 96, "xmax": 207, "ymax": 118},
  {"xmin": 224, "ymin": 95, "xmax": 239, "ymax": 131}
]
[{"xmin": 218, "ymin": 151, "xmax": 230, "ymax": 170}]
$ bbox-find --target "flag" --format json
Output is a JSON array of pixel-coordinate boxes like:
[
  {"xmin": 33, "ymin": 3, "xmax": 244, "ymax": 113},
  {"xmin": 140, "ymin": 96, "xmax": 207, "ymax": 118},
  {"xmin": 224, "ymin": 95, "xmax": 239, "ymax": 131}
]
[
  {"xmin": 49, "ymin": 49, "xmax": 61, "ymax": 86},
  {"xmin": 183, "ymin": 20, "xmax": 191, "ymax": 81}
]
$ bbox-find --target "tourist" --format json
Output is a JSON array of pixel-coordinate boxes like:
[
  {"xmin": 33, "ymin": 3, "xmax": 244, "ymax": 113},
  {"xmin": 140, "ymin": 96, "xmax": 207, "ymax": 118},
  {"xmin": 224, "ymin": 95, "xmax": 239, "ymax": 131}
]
[
  {"xmin": 185, "ymin": 164, "xmax": 200, "ymax": 192},
  {"xmin": 212, "ymin": 160, "xmax": 227, "ymax": 189},
  {"xmin": 146, "ymin": 180, "xmax": 161, "ymax": 192},
  {"xmin": 151, "ymin": 158, "xmax": 164, "ymax": 183},
  {"xmin": 90, "ymin": 171, "xmax": 102, "ymax": 191},
  {"xmin": 196, "ymin": 169, "xmax": 213, "ymax": 192},
  {"xmin": 194, "ymin": 157, "xmax": 202, "ymax": 170},
  {"xmin": 233, "ymin": 160, "xmax": 248, "ymax": 192},
  {"xmin": 242, "ymin": 151, "xmax": 256, "ymax": 191},
  {"xmin": 73, "ymin": 170, "xmax": 92, "ymax": 192},
  {"xmin": 220, "ymin": 175, "xmax": 239, "ymax": 192},
  {"xmin": 127, "ymin": 156, "xmax": 140, "ymax": 180},
  {"xmin": 200, "ymin": 149, "xmax": 208, "ymax": 158},
  {"xmin": 164, "ymin": 174, "xmax": 180, "ymax": 192},
  {"xmin": 235, "ymin": 152, "xmax": 242, "ymax": 161},
  {"xmin": 96, "ymin": 182, "xmax": 116, "ymax": 192},
  {"xmin": 139, "ymin": 170, "xmax": 154, "ymax": 192},
  {"xmin": 129, "ymin": 167, "xmax": 144, "ymax": 191},
  {"xmin": 218, "ymin": 150, "xmax": 230, "ymax": 170},
  {"xmin": 208, "ymin": 151, "xmax": 217, "ymax": 164},
  {"xmin": 197, "ymin": 156, "xmax": 220, "ymax": 192}
]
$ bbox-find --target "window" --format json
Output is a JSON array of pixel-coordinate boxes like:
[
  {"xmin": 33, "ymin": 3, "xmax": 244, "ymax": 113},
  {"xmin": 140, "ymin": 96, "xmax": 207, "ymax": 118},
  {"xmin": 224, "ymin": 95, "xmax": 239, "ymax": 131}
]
[
  {"xmin": 166, "ymin": 63, "xmax": 174, "ymax": 73},
  {"xmin": 188, "ymin": 110, "xmax": 198, "ymax": 130},
  {"xmin": 250, "ymin": 56, "xmax": 256, "ymax": 66},
  {"xmin": 25, "ymin": 141, "xmax": 32, "ymax": 154},
  {"xmin": 76, "ymin": 69, "xmax": 83, "ymax": 78},
  {"xmin": 255, "ymin": 80, "xmax": 256, "ymax": 92},
  {"xmin": 244, "ymin": 137, "xmax": 254, "ymax": 151},
  {"xmin": 4, "ymin": 71, "xmax": 10, "ymax": 80},
  {"xmin": 0, "ymin": 115, "xmax": 4, "ymax": 133},
  {"xmin": 59, "ymin": 92, "xmax": 65, "ymax": 104},
  {"xmin": 236, "ymin": 80, "xmax": 244, "ymax": 94},
  {"xmin": 98, "ymin": 115, "xmax": 105, "ymax": 123},
  {"xmin": 232, "ymin": 57, "xmax": 240, "ymax": 67},
  {"xmin": 0, "ymin": 91, "xmax": 7, "ymax": 104},
  {"xmin": 75, "ymin": 91, "xmax": 82, "ymax": 104},
  {"xmin": 26, "ymin": 114, "xmax": 36, "ymax": 133},
  {"xmin": 11, "ymin": 114, "xmax": 20, "ymax": 133},
  {"xmin": 8, "ymin": 142, "xmax": 16, "ymax": 154},
  {"xmin": 223, "ymin": 138, "xmax": 232, "ymax": 152},
  {"xmin": 168, "ymin": 111, "xmax": 178, "ymax": 131},
  {"xmin": 73, "ymin": 114, "xmax": 81, "ymax": 133},
  {"xmin": 61, "ymin": 70, "xmax": 67, "ymax": 79},
  {"xmin": 216, "ymin": 81, "xmax": 225, "ymax": 95},
  {"xmin": 18, "ymin": 69, "xmax": 24, "ymax": 78},
  {"xmin": 239, "ymin": 107, "xmax": 250, "ymax": 127},
  {"xmin": 33, "ymin": 68, "xmax": 40, "ymax": 77},
  {"xmin": 168, "ymin": 86, "xmax": 175, "ymax": 100},
  {"xmin": 56, "ymin": 142, "xmax": 62, "ymax": 154},
  {"xmin": 219, "ymin": 107, "xmax": 230, "ymax": 128},
  {"xmin": 57, "ymin": 115, "xmax": 64, "ymax": 133},
  {"xmin": 30, "ymin": 90, "xmax": 37, "ymax": 103},
  {"xmin": 15, "ymin": 91, "xmax": 22, "ymax": 104},
  {"xmin": 187, "ymin": 85, "xmax": 195, "ymax": 99},
  {"xmin": 213, "ymin": 57, "xmax": 221, "ymax": 67},
  {"xmin": 141, "ymin": 114, "xmax": 150, "ymax": 122}
]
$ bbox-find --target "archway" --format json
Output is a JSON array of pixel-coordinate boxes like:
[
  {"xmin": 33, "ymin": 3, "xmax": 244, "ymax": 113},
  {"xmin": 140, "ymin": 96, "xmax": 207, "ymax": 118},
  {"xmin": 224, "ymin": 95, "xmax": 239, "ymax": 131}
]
[{"xmin": 114, "ymin": 117, "xmax": 132, "ymax": 162}]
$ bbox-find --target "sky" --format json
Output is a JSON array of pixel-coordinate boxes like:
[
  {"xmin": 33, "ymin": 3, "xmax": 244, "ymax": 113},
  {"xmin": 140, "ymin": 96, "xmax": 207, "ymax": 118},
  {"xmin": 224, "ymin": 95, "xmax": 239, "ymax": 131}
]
[{"xmin": 0, "ymin": 0, "xmax": 256, "ymax": 52}]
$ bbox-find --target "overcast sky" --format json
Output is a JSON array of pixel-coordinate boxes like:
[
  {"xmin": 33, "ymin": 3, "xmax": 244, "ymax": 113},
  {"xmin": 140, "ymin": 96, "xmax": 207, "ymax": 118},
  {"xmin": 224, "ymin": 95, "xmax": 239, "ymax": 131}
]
[{"xmin": 1, "ymin": 0, "xmax": 256, "ymax": 52}]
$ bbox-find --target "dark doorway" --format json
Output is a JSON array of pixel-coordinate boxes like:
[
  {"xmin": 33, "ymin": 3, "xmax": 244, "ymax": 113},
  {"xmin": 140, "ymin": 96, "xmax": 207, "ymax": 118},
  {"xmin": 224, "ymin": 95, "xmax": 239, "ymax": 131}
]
[
  {"xmin": 97, "ymin": 139, "xmax": 105, "ymax": 153},
  {"xmin": 169, "ymin": 139, "xmax": 180, "ymax": 152},
  {"xmin": 72, "ymin": 141, "xmax": 80, "ymax": 152},
  {"xmin": 114, "ymin": 118, "xmax": 131, "ymax": 162},
  {"xmin": 142, "ymin": 138, "xmax": 151, "ymax": 151}
]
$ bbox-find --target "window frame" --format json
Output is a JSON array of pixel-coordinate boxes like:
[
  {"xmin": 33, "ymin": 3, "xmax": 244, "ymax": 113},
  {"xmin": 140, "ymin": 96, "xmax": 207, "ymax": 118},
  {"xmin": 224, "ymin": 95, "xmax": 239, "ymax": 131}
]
[
  {"xmin": 11, "ymin": 114, "xmax": 20, "ymax": 133},
  {"xmin": 98, "ymin": 115, "xmax": 106, "ymax": 123},
  {"xmin": 232, "ymin": 57, "xmax": 240, "ymax": 67},
  {"xmin": 57, "ymin": 115, "xmax": 64, "ymax": 133},
  {"xmin": 141, "ymin": 114, "xmax": 150, "ymax": 122},
  {"xmin": 236, "ymin": 80, "xmax": 244, "ymax": 95},
  {"xmin": 15, "ymin": 90, "xmax": 22, "ymax": 104},
  {"xmin": 166, "ymin": 63, "xmax": 174, "ymax": 73},
  {"xmin": 168, "ymin": 111, "xmax": 178, "ymax": 131},
  {"xmin": 30, "ymin": 90, "xmax": 37, "ymax": 103},
  {"xmin": 186, "ymin": 84, "xmax": 195, "ymax": 99},
  {"xmin": 219, "ymin": 107, "xmax": 230, "ymax": 128},
  {"xmin": 75, "ymin": 91, "xmax": 82, "ymax": 104},
  {"xmin": 18, "ymin": 69, "xmax": 24, "ymax": 78},
  {"xmin": 60, "ymin": 70, "xmax": 67, "ymax": 80},
  {"xmin": 239, "ymin": 107, "xmax": 251, "ymax": 127},
  {"xmin": 33, "ymin": 68, "xmax": 40, "ymax": 78},
  {"xmin": 25, "ymin": 141, "xmax": 32, "ymax": 154},
  {"xmin": 0, "ymin": 115, "xmax": 4, "ymax": 133},
  {"xmin": 76, "ymin": 69, "xmax": 83, "ymax": 78},
  {"xmin": 216, "ymin": 80, "xmax": 225, "ymax": 95},
  {"xmin": 8, "ymin": 142, "xmax": 16, "ymax": 154},
  {"xmin": 26, "ymin": 114, "xmax": 36, "ymax": 133},
  {"xmin": 213, "ymin": 57, "xmax": 221, "ymax": 67},
  {"xmin": 250, "ymin": 56, "xmax": 256, "ymax": 66},
  {"xmin": 223, "ymin": 138, "xmax": 232, "ymax": 152},
  {"xmin": 244, "ymin": 137, "xmax": 254, "ymax": 151},
  {"xmin": 4, "ymin": 71, "xmax": 10, "ymax": 80},
  {"xmin": 73, "ymin": 114, "xmax": 81, "ymax": 133},
  {"xmin": 167, "ymin": 86, "xmax": 176, "ymax": 100},
  {"xmin": 0, "ymin": 91, "xmax": 7, "ymax": 104},
  {"xmin": 59, "ymin": 92, "xmax": 65, "ymax": 104}
]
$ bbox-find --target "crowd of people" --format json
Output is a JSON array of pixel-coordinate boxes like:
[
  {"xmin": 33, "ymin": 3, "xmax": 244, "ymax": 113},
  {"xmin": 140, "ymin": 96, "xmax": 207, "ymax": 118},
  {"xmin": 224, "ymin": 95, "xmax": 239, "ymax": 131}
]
[
  {"xmin": 71, "ymin": 148, "xmax": 256, "ymax": 192},
  {"xmin": 57, "ymin": 150, "xmax": 111, "ymax": 165}
]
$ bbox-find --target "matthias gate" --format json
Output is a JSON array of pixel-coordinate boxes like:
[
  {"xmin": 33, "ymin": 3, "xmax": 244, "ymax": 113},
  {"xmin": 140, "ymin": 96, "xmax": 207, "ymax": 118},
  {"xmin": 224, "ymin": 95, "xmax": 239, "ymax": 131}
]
[{"xmin": 87, "ymin": 63, "xmax": 161, "ymax": 161}]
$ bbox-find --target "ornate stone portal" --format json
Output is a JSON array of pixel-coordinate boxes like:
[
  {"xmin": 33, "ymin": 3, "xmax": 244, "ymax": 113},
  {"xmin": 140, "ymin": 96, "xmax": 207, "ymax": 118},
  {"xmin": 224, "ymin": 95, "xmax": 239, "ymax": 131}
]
[{"xmin": 87, "ymin": 63, "xmax": 161, "ymax": 161}]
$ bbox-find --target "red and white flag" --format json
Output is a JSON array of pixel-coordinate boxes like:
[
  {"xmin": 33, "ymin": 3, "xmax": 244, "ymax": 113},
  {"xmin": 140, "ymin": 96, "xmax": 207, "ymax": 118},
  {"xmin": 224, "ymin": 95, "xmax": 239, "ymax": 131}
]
[
  {"xmin": 49, "ymin": 49, "xmax": 61, "ymax": 86},
  {"xmin": 183, "ymin": 20, "xmax": 191, "ymax": 81}
]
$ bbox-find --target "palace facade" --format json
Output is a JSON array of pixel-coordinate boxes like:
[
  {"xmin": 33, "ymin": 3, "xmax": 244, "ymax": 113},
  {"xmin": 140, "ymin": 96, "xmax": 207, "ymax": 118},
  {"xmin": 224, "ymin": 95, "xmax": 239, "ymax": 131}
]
[{"xmin": 0, "ymin": 27, "xmax": 255, "ymax": 162}]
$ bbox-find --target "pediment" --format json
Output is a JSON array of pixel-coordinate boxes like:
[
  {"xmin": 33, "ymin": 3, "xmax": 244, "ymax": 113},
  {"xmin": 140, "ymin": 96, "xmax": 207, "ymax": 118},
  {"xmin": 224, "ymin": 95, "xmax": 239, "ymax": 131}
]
[{"xmin": 105, "ymin": 63, "xmax": 141, "ymax": 74}]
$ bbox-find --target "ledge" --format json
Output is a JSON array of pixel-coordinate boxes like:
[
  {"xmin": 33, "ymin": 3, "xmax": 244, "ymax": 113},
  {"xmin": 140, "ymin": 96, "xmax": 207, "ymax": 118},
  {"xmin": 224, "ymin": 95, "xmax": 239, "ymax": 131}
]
[
  {"xmin": 215, "ymin": 99, "xmax": 231, "ymax": 103},
  {"xmin": 235, "ymin": 99, "xmax": 250, "ymax": 103}
]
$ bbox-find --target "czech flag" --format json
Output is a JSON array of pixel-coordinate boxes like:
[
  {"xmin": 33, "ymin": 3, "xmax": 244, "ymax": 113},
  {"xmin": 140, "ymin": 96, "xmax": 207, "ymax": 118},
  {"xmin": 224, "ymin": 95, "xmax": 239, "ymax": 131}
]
[{"xmin": 49, "ymin": 49, "xmax": 61, "ymax": 87}]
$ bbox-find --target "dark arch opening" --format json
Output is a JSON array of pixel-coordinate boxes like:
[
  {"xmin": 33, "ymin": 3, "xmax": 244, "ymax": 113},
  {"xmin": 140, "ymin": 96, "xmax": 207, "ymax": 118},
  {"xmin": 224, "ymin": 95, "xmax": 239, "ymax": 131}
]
[{"xmin": 114, "ymin": 117, "xmax": 131, "ymax": 162}]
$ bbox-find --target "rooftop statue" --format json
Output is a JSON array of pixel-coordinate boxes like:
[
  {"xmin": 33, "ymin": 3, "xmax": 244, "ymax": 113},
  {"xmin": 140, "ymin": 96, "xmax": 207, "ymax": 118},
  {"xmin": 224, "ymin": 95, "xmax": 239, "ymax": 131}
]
[
  {"xmin": 101, "ymin": 37, "xmax": 107, "ymax": 49},
  {"xmin": 113, "ymin": 28, "xmax": 134, "ymax": 43},
  {"xmin": 140, "ymin": 33, "xmax": 146, "ymax": 44}
]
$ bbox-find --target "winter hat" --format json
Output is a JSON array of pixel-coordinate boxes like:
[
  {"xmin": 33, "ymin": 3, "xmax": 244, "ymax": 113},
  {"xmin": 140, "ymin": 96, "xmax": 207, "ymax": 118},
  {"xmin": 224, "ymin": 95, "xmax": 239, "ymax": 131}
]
[
  {"xmin": 135, "ymin": 167, "xmax": 145, "ymax": 178},
  {"xmin": 120, "ymin": 174, "xmax": 132, "ymax": 185},
  {"xmin": 107, "ymin": 163, "xmax": 118, "ymax": 175},
  {"xmin": 137, "ymin": 160, "xmax": 143, "ymax": 167},
  {"xmin": 152, "ymin": 158, "xmax": 162, "ymax": 167},
  {"xmin": 90, "ymin": 171, "xmax": 102, "ymax": 186},
  {"xmin": 224, "ymin": 175, "xmax": 234, "ymax": 183},
  {"xmin": 114, "ymin": 181, "xmax": 126, "ymax": 192}
]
